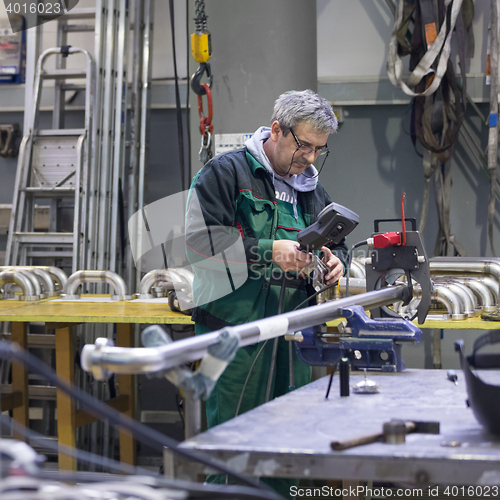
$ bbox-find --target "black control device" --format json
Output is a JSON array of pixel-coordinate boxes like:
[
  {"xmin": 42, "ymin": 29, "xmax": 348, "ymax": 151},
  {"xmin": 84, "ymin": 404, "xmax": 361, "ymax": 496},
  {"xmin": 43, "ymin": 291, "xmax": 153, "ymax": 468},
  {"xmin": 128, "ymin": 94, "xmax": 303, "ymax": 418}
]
[{"xmin": 297, "ymin": 202, "xmax": 359, "ymax": 251}]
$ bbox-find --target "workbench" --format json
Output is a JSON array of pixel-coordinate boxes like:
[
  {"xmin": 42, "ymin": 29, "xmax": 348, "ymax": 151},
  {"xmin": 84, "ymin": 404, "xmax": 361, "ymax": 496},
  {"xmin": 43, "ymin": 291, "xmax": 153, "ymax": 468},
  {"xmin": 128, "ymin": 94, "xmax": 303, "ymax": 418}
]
[
  {"xmin": 0, "ymin": 297, "xmax": 193, "ymax": 470},
  {"xmin": 1, "ymin": 295, "xmax": 499, "ymax": 472},
  {"xmin": 172, "ymin": 369, "xmax": 500, "ymax": 489}
]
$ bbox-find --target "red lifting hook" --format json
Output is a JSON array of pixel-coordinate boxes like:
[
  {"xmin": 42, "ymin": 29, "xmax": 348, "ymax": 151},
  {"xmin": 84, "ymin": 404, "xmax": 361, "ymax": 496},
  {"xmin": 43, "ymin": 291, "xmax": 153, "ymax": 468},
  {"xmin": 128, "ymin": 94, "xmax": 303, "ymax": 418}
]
[{"xmin": 198, "ymin": 83, "xmax": 213, "ymax": 136}]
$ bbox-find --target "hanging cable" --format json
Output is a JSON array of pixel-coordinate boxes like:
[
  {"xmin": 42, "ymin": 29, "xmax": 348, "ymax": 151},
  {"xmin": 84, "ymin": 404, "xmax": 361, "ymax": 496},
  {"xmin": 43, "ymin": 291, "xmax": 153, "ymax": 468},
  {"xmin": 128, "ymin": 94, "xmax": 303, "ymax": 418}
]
[
  {"xmin": 169, "ymin": 0, "xmax": 187, "ymax": 191},
  {"xmin": 0, "ymin": 341, "xmax": 281, "ymax": 498},
  {"xmin": 0, "ymin": 414, "xmax": 277, "ymax": 500}
]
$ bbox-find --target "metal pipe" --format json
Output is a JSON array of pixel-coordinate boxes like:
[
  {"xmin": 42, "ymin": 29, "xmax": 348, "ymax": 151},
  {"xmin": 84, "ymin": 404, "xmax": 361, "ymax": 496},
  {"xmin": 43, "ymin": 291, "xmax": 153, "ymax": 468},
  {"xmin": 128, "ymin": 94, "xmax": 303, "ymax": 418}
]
[
  {"xmin": 431, "ymin": 286, "xmax": 467, "ymax": 320},
  {"xmin": 433, "ymin": 282, "xmax": 474, "ymax": 317},
  {"xmin": 476, "ymin": 276, "xmax": 499, "ymax": 300},
  {"xmin": 0, "ymin": 271, "xmax": 37, "ymax": 301},
  {"xmin": 436, "ymin": 274, "xmax": 500, "ymax": 304},
  {"xmin": 393, "ymin": 283, "xmax": 464, "ymax": 320},
  {"xmin": 184, "ymin": 391, "xmax": 202, "ymax": 439},
  {"xmin": 30, "ymin": 268, "xmax": 57, "ymax": 297},
  {"xmin": 1, "ymin": 274, "xmax": 41, "ymax": 300},
  {"xmin": 45, "ymin": 266, "xmax": 67, "ymax": 291},
  {"xmin": 349, "ymin": 260, "xmax": 366, "ymax": 278},
  {"xmin": 432, "ymin": 256, "xmax": 500, "ymax": 264},
  {"xmin": 81, "ymin": 285, "xmax": 408, "ymax": 378},
  {"xmin": 19, "ymin": 270, "xmax": 43, "ymax": 299},
  {"xmin": 433, "ymin": 279, "xmax": 478, "ymax": 314},
  {"xmin": 451, "ymin": 281, "xmax": 479, "ymax": 311},
  {"xmin": 0, "ymin": 266, "xmax": 67, "ymax": 291},
  {"xmin": 138, "ymin": 269, "xmax": 190, "ymax": 298},
  {"xmin": 339, "ymin": 277, "xmax": 366, "ymax": 295},
  {"xmin": 449, "ymin": 278, "xmax": 496, "ymax": 313},
  {"xmin": 429, "ymin": 260, "xmax": 500, "ymax": 311},
  {"xmin": 63, "ymin": 270, "xmax": 130, "ymax": 300}
]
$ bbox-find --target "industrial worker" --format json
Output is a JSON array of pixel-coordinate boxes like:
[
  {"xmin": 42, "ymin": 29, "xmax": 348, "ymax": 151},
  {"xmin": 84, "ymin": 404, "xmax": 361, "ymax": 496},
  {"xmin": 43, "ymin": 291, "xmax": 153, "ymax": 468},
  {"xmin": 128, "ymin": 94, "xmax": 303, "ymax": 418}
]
[{"xmin": 185, "ymin": 89, "xmax": 348, "ymax": 494}]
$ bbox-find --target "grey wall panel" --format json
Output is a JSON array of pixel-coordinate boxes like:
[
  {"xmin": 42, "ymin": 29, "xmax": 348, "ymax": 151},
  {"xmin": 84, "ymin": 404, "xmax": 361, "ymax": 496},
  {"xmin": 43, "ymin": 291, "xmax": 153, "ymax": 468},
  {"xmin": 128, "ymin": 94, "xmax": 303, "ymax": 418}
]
[{"xmin": 188, "ymin": 0, "xmax": 318, "ymax": 178}]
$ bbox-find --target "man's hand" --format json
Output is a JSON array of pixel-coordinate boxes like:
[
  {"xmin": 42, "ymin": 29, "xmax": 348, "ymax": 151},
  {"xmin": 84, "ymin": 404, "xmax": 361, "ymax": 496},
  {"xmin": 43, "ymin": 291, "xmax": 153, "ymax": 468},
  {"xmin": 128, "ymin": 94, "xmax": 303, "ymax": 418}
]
[
  {"xmin": 321, "ymin": 246, "xmax": 343, "ymax": 285},
  {"xmin": 272, "ymin": 240, "xmax": 311, "ymax": 272}
]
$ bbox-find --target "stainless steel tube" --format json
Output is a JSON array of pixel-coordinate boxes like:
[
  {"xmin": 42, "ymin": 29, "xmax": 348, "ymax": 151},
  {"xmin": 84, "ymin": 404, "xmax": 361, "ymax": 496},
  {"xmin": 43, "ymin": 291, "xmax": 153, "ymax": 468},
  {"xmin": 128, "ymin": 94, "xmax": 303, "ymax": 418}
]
[
  {"xmin": 476, "ymin": 276, "xmax": 499, "ymax": 301},
  {"xmin": 396, "ymin": 284, "xmax": 461, "ymax": 320},
  {"xmin": 432, "ymin": 285, "xmax": 467, "ymax": 320},
  {"xmin": 0, "ymin": 269, "xmax": 42, "ymax": 298},
  {"xmin": 81, "ymin": 285, "xmax": 408, "ymax": 377},
  {"xmin": 0, "ymin": 266, "xmax": 67, "ymax": 291},
  {"xmin": 430, "ymin": 260, "xmax": 500, "ymax": 311},
  {"xmin": 184, "ymin": 392, "xmax": 202, "ymax": 439},
  {"xmin": 338, "ymin": 277, "xmax": 366, "ymax": 295},
  {"xmin": 434, "ymin": 283, "xmax": 474, "ymax": 317},
  {"xmin": 30, "ymin": 268, "xmax": 57, "ymax": 297},
  {"xmin": 19, "ymin": 271, "xmax": 43, "ymax": 299},
  {"xmin": 0, "ymin": 271, "xmax": 37, "ymax": 301},
  {"xmin": 450, "ymin": 278, "xmax": 496, "ymax": 313},
  {"xmin": 45, "ymin": 266, "xmax": 67, "ymax": 291},
  {"xmin": 450, "ymin": 281, "xmax": 479, "ymax": 311},
  {"xmin": 349, "ymin": 260, "xmax": 366, "ymax": 279},
  {"xmin": 63, "ymin": 270, "xmax": 130, "ymax": 300},
  {"xmin": 138, "ymin": 269, "xmax": 188, "ymax": 298}
]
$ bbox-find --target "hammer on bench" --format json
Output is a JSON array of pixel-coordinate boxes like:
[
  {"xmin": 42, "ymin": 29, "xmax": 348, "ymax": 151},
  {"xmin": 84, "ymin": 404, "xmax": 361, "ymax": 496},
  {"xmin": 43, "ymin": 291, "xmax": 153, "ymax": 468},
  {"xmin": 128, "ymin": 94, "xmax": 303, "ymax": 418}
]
[{"xmin": 331, "ymin": 419, "xmax": 440, "ymax": 451}]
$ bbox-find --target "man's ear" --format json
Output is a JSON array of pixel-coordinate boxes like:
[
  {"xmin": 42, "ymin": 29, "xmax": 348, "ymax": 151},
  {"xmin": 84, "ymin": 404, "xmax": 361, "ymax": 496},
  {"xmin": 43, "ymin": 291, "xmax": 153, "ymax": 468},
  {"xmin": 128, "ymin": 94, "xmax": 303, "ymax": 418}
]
[{"xmin": 269, "ymin": 121, "xmax": 281, "ymax": 143}]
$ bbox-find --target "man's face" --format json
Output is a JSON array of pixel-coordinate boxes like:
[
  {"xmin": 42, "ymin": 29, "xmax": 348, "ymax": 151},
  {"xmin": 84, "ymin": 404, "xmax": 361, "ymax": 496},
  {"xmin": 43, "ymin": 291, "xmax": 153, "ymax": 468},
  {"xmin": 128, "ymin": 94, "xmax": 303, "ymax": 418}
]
[{"xmin": 270, "ymin": 121, "xmax": 329, "ymax": 177}]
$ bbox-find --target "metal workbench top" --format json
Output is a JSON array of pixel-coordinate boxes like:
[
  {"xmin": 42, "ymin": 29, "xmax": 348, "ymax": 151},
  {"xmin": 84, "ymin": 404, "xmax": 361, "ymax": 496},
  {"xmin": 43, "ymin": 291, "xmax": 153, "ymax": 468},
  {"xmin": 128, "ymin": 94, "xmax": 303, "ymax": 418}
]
[{"xmin": 175, "ymin": 369, "xmax": 500, "ymax": 486}]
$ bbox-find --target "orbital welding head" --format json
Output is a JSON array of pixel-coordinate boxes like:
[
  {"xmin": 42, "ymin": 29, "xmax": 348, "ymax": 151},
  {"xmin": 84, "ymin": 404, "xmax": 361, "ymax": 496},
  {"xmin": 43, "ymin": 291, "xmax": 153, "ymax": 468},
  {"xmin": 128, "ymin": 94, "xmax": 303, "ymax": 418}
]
[{"xmin": 297, "ymin": 202, "xmax": 359, "ymax": 252}]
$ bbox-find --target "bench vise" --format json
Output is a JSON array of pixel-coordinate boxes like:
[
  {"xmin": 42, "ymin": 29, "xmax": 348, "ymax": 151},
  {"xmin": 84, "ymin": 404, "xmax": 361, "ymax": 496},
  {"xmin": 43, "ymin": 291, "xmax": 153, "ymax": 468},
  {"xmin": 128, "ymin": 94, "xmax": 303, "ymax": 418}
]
[{"xmin": 294, "ymin": 305, "xmax": 422, "ymax": 372}]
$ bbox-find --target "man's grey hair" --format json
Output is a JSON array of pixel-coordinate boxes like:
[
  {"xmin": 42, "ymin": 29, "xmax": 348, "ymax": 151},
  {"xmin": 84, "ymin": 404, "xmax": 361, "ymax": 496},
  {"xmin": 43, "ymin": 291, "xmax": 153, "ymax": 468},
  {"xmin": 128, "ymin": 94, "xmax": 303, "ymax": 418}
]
[{"xmin": 271, "ymin": 89, "xmax": 338, "ymax": 136}]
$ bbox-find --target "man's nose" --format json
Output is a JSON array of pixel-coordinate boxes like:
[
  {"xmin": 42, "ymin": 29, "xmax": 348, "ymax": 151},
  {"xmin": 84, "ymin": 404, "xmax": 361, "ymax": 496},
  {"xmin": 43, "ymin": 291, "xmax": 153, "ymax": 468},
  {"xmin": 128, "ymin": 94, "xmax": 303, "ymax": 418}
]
[{"xmin": 302, "ymin": 150, "xmax": 319, "ymax": 162}]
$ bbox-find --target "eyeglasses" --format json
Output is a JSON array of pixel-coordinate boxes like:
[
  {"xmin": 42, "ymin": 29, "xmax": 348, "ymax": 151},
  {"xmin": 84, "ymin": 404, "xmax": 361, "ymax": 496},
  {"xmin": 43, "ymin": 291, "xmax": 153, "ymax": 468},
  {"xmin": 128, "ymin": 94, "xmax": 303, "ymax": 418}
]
[{"xmin": 290, "ymin": 128, "xmax": 329, "ymax": 156}]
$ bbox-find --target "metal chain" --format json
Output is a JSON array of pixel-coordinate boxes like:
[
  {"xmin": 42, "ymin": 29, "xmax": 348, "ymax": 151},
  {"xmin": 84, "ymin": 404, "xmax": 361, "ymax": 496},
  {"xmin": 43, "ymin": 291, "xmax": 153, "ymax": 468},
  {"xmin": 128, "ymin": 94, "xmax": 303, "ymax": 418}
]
[
  {"xmin": 199, "ymin": 131, "xmax": 213, "ymax": 164},
  {"xmin": 194, "ymin": 0, "xmax": 208, "ymax": 32}
]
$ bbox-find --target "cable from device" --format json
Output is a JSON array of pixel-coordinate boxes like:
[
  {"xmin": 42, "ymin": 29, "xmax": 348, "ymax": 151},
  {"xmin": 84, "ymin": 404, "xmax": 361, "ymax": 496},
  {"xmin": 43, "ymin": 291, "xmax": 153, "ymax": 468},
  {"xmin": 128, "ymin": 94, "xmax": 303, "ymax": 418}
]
[
  {"xmin": 0, "ymin": 413, "xmax": 149, "ymax": 476},
  {"xmin": 0, "ymin": 341, "xmax": 281, "ymax": 499},
  {"xmin": 0, "ymin": 413, "xmax": 279, "ymax": 500},
  {"xmin": 235, "ymin": 340, "xmax": 268, "ymax": 417},
  {"xmin": 1, "ymin": 414, "xmax": 277, "ymax": 500}
]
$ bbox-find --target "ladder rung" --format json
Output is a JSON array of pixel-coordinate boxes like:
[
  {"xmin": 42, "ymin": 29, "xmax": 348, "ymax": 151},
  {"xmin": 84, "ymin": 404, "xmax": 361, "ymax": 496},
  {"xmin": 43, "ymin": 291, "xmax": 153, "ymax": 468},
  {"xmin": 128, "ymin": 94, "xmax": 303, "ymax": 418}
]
[
  {"xmin": 43, "ymin": 69, "xmax": 86, "ymax": 80},
  {"xmin": 24, "ymin": 187, "xmax": 76, "ymax": 196},
  {"xmin": 61, "ymin": 83, "xmax": 86, "ymax": 91},
  {"xmin": 27, "ymin": 251, "xmax": 74, "ymax": 258},
  {"xmin": 40, "ymin": 7, "xmax": 96, "ymax": 20},
  {"xmin": 64, "ymin": 24, "xmax": 95, "ymax": 33},
  {"xmin": 1, "ymin": 384, "xmax": 57, "ymax": 399},
  {"xmin": 14, "ymin": 233, "xmax": 74, "ymax": 244},
  {"xmin": 36, "ymin": 129, "xmax": 85, "ymax": 137}
]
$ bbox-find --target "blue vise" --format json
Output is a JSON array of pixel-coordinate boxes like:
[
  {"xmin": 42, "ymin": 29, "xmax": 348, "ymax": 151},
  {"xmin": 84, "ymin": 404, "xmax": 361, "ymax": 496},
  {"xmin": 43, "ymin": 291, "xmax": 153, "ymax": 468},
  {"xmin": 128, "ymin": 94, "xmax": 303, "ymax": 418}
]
[{"xmin": 295, "ymin": 305, "xmax": 422, "ymax": 372}]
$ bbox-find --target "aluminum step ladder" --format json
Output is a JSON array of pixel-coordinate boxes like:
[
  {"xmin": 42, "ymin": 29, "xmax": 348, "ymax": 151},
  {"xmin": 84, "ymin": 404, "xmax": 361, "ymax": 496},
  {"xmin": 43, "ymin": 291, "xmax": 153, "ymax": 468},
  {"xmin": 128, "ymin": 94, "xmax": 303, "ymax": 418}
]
[
  {"xmin": 17, "ymin": 1, "xmax": 152, "ymax": 292},
  {"xmin": 5, "ymin": 46, "xmax": 94, "ymax": 272}
]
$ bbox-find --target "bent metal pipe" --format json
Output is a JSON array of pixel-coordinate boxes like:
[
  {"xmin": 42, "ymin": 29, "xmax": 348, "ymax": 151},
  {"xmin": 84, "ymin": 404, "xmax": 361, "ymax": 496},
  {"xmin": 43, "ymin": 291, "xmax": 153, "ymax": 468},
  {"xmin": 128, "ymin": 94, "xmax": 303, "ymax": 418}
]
[{"xmin": 81, "ymin": 285, "xmax": 408, "ymax": 379}]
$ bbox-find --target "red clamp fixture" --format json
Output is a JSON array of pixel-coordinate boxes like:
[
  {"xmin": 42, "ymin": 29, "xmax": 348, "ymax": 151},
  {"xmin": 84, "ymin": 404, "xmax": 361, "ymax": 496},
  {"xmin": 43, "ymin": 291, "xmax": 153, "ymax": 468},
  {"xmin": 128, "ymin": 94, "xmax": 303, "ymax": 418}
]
[{"xmin": 368, "ymin": 193, "xmax": 407, "ymax": 248}]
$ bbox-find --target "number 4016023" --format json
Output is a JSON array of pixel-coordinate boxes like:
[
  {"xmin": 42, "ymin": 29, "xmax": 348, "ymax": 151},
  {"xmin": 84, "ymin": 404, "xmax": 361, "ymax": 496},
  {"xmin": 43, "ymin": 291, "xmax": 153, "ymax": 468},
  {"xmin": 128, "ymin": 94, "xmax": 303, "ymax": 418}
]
[{"xmin": 6, "ymin": 2, "xmax": 62, "ymax": 14}]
